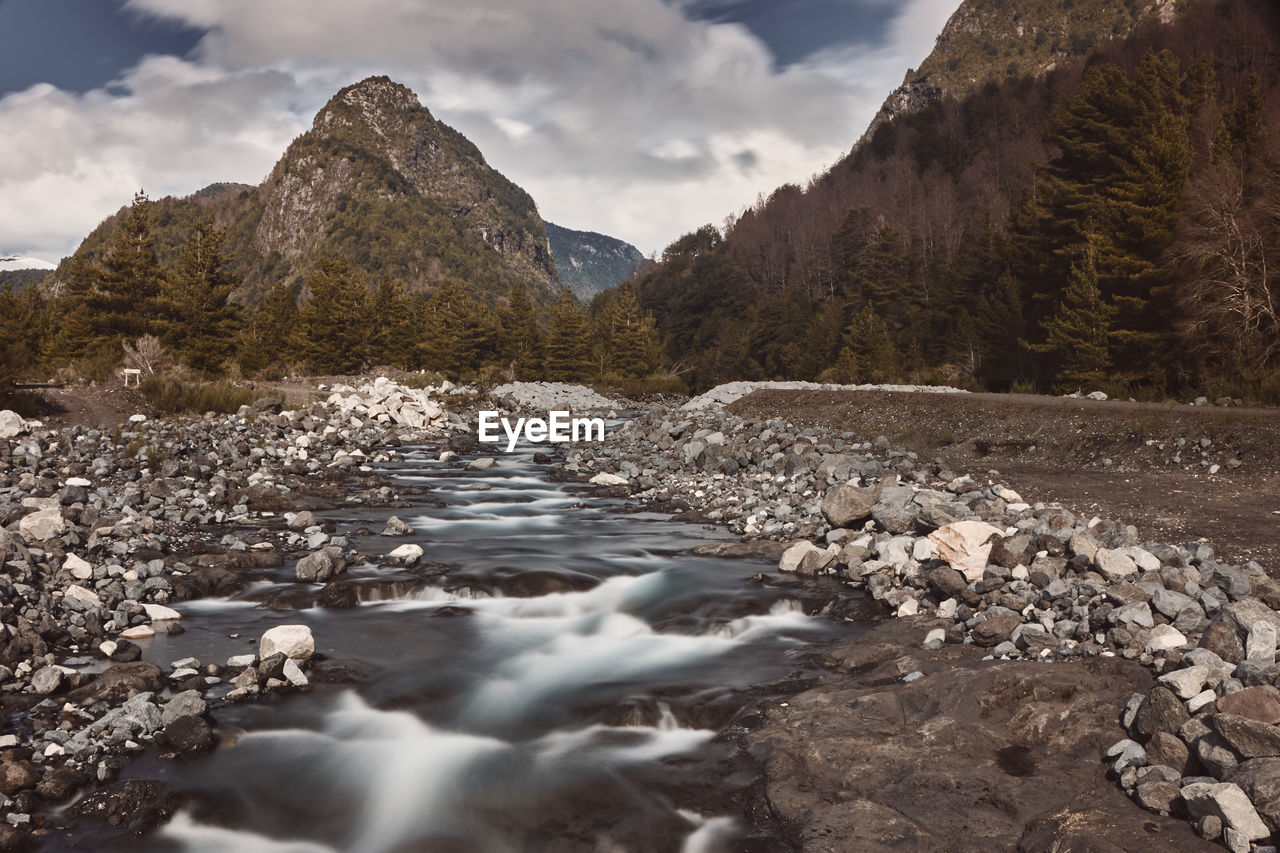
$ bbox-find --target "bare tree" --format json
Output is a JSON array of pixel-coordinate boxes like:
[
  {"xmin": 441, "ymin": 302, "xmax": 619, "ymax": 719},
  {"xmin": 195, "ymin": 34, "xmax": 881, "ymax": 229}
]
[{"xmin": 122, "ymin": 334, "xmax": 170, "ymax": 376}]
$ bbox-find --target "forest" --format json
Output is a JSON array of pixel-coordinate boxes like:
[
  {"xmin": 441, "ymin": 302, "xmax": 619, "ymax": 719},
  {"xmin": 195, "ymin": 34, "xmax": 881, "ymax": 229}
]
[
  {"xmin": 632, "ymin": 0, "xmax": 1280, "ymax": 401},
  {"xmin": 0, "ymin": 192, "xmax": 666, "ymax": 400}
]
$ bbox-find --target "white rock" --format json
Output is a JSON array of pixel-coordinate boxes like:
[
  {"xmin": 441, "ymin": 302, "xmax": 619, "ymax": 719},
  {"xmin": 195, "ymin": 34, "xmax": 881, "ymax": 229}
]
[
  {"xmin": 142, "ymin": 603, "xmax": 181, "ymax": 621},
  {"xmin": 1181, "ymin": 782, "xmax": 1270, "ymax": 841},
  {"xmin": 282, "ymin": 658, "xmax": 309, "ymax": 688},
  {"xmin": 388, "ymin": 543, "xmax": 424, "ymax": 563},
  {"xmin": 937, "ymin": 598, "xmax": 958, "ymax": 619},
  {"xmin": 64, "ymin": 553, "xmax": 94, "ymax": 579},
  {"xmin": 896, "ymin": 598, "xmax": 919, "ymax": 617},
  {"xmin": 927, "ymin": 521, "xmax": 1004, "ymax": 581},
  {"xmin": 99, "ymin": 640, "xmax": 118, "ymax": 658},
  {"xmin": 0, "ymin": 735, "xmax": 17, "ymax": 748},
  {"xmin": 923, "ymin": 628, "xmax": 947, "ymax": 647},
  {"xmin": 120, "ymin": 625, "xmax": 155, "ymax": 640},
  {"xmin": 466, "ymin": 457, "xmax": 498, "ymax": 470},
  {"xmin": 227, "ymin": 654, "xmax": 257, "ymax": 668},
  {"xmin": 19, "ymin": 506, "xmax": 66, "ymax": 541},
  {"xmin": 1246, "ymin": 621, "xmax": 1277, "ymax": 664},
  {"xmin": 129, "ymin": 414, "xmax": 147, "ymax": 423},
  {"xmin": 1087, "ymin": 391, "xmax": 1108, "ymax": 401},
  {"xmin": 64, "ymin": 477, "xmax": 92, "ymax": 488},
  {"xmin": 1145, "ymin": 624, "xmax": 1187, "ymax": 653},
  {"xmin": 589, "ymin": 472, "xmax": 628, "ymax": 486},
  {"xmin": 439, "ymin": 450, "xmax": 457, "ymax": 462},
  {"xmin": 779, "ymin": 541, "xmax": 828, "ymax": 573},
  {"xmin": 911, "ymin": 538, "xmax": 936, "ymax": 561},
  {"xmin": 1187, "ymin": 689, "xmax": 1217, "ymax": 714},
  {"xmin": 0, "ymin": 410, "xmax": 28, "ymax": 439},
  {"xmin": 64, "ymin": 584, "xmax": 100, "ymax": 604},
  {"xmin": 259, "ymin": 625, "xmax": 315, "ymax": 660},
  {"xmin": 1094, "ymin": 548, "xmax": 1138, "ymax": 581},
  {"xmin": 1158, "ymin": 665, "xmax": 1209, "ymax": 699}
]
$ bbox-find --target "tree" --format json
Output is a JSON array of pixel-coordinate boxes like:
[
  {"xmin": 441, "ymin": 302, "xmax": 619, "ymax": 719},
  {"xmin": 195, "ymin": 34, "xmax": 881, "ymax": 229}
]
[
  {"xmin": 829, "ymin": 303, "xmax": 900, "ymax": 383},
  {"xmin": 417, "ymin": 279, "xmax": 497, "ymax": 377},
  {"xmin": 297, "ymin": 255, "xmax": 369, "ymax": 374},
  {"xmin": 1033, "ymin": 239, "xmax": 1115, "ymax": 392},
  {"xmin": 606, "ymin": 287, "xmax": 661, "ymax": 378},
  {"xmin": 0, "ymin": 283, "xmax": 45, "ymax": 388},
  {"xmin": 544, "ymin": 290, "xmax": 593, "ymax": 381},
  {"xmin": 89, "ymin": 191, "xmax": 167, "ymax": 349},
  {"xmin": 238, "ymin": 281, "xmax": 299, "ymax": 375},
  {"xmin": 366, "ymin": 277, "xmax": 416, "ymax": 368},
  {"xmin": 163, "ymin": 220, "xmax": 243, "ymax": 375},
  {"xmin": 499, "ymin": 282, "xmax": 543, "ymax": 378}
]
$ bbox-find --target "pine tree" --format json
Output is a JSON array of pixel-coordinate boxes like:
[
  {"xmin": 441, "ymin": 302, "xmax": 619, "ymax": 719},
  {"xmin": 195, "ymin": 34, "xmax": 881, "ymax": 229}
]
[
  {"xmin": 367, "ymin": 277, "xmax": 416, "ymax": 368},
  {"xmin": 1034, "ymin": 240, "xmax": 1115, "ymax": 393},
  {"xmin": 298, "ymin": 255, "xmax": 369, "ymax": 374},
  {"xmin": 0, "ymin": 284, "xmax": 45, "ymax": 388},
  {"xmin": 417, "ymin": 280, "xmax": 496, "ymax": 377},
  {"xmin": 850, "ymin": 224, "xmax": 912, "ymax": 328},
  {"xmin": 544, "ymin": 290, "xmax": 593, "ymax": 381},
  {"xmin": 607, "ymin": 287, "xmax": 661, "ymax": 378},
  {"xmin": 831, "ymin": 304, "xmax": 899, "ymax": 383},
  {"xmin": 163, "ymin": 221, "xmax": 243, "ymax": 375},
  {"xmin": 499, "ymin": 282, "xmax": 543, "ymax": 378},
  {"xmin": 47, "ymin": 254, "xmax": 99, "ymax": 363},
  {"xmin": 90, "ymin": 191, "xmax": 167, "ymax": 350},
  {"xmin": 238, "ymin": 281, "xmax": 299, "ymax": 375}
]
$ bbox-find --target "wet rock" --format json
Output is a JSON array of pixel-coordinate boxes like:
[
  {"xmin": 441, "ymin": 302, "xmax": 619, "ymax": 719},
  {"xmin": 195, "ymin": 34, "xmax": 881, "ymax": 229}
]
[
  {"xmin": 163, "ymin": 715, "xmax": 213, "ymax": 754},
  {"xmin": 0, "ymin": 758, "xmax": 39, "ymax": 797},
  {"xmin": 161, "ymin": 690, "xmax": 207, "ymax": 727},
  {"xmin": 69, "ymin": 779, "xmax": 183, "ymax": 834},
  {"xmin": 318, "ymin": 581, "xmax": 361, "ymax": 608},
  {"xmin": 295, "ymin": 546, "xmax": 347, "ymax": 582},
  {"xmin": 381, "ymin": 515, "xmax": 413, "ymax": 536},
  {"xmin": 35, "ymin": 767, "xmax": 90, "ymax": 803},
  {"xmin": 66, "ymin": 662, "xmax": 163, "ymax": 705}
]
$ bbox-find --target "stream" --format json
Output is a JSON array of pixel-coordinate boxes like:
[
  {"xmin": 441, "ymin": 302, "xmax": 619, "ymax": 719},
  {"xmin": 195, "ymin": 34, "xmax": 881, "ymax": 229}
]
[{"xmin": 61, "ymin": 435, "xmax": 864, "ymax": 852}]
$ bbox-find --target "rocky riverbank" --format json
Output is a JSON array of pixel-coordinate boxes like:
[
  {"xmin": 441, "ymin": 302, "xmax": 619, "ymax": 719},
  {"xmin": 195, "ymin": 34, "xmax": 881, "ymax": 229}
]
[
  {"xmin": 552, "ymin": 386, "xmax": 1280, "ymax": 851},
  {"xmin": 0, "ymin": 377, "xmax": 471, "ymax": 850}
]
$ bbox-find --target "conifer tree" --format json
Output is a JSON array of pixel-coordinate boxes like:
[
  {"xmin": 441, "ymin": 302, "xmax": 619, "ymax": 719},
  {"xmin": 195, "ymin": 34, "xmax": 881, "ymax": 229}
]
[
  {"xmin": 298, "ymin": 255, "xmax": 369, "ymax": 374},
  {"xmin": 544, "ymin": 289, "xmax": 593, "ymax": 381},
  {"xmin": 47, "ymin": 254, "xmax": 99, "ymax": 363},
  {"xmin": 831, "ymin": 304, "xmax": 899, "ymax": 383},
  {"xmin": 607, "ymin": 287, "xmax": 661, "ymax": 378},
  {"xmin": 0, "ymin": 284, "xmax": 45, "ymax": 388},
  {"xmin": 1034, "ymin": 240, "xmax": 1115, "ymax": 392},
  {"xmin": 850, "ymin": 224, "xmax": 912, "ymax": 327},
  {"xmin": 89, "ymin": 191, "xmax": 167, "ymax": 349},
  {"xmin": 163, "ymin": 220, "xmax": 243, "ymax": 375},
  {"xmin": 417, "ymin": 279, "xmax": 496, "ymax": 377},
  {"xmin": 239, "ymin": 281, "xmax": 299, "ymax": 375},
  {"xmin": 367, "ymin": 277, "xmax": 416, "ymax": 368},
  {"xmin": 499, "ymin": 282, "xmax": 543, "ymax": 378}
]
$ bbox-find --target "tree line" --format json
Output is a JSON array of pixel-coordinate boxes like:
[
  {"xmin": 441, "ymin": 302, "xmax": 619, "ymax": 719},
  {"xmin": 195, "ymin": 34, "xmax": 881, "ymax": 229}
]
[
  {"xmin": 632, "ymin": 0, "xmax": 1280, "ymax": 400},
  {"xmin": 0, "ymin": 192, "xmax": 663, "ymax": 388}
]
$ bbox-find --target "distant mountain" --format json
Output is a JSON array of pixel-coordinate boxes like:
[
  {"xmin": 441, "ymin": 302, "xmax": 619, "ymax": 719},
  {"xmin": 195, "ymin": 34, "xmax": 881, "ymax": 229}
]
[
  {"xmin": 0, "ymin": 255, "xmax": 55, "ymax": 272},
  {"xmin": 57, "ymin": 76, "xmax": 560, "ymax": 305},
  {"xmin": 544, "ymin": 222, "xmax": 645, "ymax": 299}
]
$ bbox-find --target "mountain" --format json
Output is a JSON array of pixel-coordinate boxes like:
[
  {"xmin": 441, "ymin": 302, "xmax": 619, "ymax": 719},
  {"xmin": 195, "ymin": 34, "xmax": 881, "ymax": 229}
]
[
  {"xmin": 56, "ymin": 76, "xmax": 561, "ymax": 305},
  {"xmin": 0, "ymin": 256, "xmax": 56, "ymax": 272},
  {"xmin": 632, "ymin": 0, "xmax": 1280, "ymax": 397},
  {"xmin": 543, "ymin": 222, "xmax": 646, "ymax": 299},
  {"xmin": 870, "ymin": 0, "xmax": 1180, "ymax": 132}
]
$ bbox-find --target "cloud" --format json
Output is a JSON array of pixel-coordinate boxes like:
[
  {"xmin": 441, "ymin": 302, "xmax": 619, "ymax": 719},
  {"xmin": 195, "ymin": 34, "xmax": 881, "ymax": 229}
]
[{"xmin": 2, "ymin": 0, "xmax": 961, "ymax": 261}]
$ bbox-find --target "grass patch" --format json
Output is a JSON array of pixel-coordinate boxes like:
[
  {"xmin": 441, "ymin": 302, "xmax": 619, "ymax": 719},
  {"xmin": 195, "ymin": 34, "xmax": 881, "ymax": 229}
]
[
  {"xmin": 594, "ymin": 374, "xmax": 690, "ymax": 397},
  {"xmin": 140, "ymin": 377, "xmax": 264, "ymax": 415}
]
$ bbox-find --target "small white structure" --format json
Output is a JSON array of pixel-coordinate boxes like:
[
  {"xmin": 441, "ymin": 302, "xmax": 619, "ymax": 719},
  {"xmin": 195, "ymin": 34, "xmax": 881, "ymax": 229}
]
[{"xmin": 121, "ymin": 368, "xmax": 142, "ymax": 387}]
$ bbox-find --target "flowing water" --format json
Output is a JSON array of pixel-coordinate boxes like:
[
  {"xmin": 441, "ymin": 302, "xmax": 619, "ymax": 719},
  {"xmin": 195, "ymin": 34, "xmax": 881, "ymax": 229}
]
[{"xmin": 63, "ymin": 436, "xmax": 862, "ymax": 852}]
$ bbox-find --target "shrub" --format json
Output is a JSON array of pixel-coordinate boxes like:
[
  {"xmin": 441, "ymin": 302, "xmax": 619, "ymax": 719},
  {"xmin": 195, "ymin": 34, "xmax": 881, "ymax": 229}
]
[{"xmin": 139, "ymin": 377, "xmax": 263, "ymax": 415}]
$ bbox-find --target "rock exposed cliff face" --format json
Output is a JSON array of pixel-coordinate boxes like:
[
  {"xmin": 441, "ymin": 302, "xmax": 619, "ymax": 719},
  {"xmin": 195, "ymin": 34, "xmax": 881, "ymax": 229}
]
[
  {"xmin": 867, "ymin": 0, "xmax": 1180, "ymax": 135},
  {"xmin": 543, "ymin": 222, "xmax": 645, "ymax": 299}
]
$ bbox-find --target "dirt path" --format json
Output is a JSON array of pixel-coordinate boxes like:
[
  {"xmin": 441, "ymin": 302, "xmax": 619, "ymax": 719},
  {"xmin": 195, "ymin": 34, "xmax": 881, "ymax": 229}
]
[{"xmin": 731, "ymin": 389, "xmax": 1280, "ymax": 574}]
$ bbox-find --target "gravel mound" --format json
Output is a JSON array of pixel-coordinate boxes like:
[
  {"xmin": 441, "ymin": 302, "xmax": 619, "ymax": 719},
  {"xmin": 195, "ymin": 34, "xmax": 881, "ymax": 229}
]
[
  {"xmin": 489, "ymin": 382, "xmax": 622, "ymax": 412},
  {"xmin": 682, "ymin": 381, "xmax": 968, "ymax": 411}
]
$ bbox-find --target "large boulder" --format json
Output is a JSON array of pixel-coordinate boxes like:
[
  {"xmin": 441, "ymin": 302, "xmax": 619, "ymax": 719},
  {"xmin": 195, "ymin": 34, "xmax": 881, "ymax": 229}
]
[
  {"xmin": 1228, "ymin": 758, "xmax": 1280, "ymax": 831},
  {"xmin": 1180, "ymin": 781, "xmax": 1270, "ymax": 842},
  {"xmin": 1211, "ymin": 713, "xmax": 1280, "ymax": 759},
  {"xmin": 295, "ymin": 546, "xmax": 347, "ymax": 582},
  {"xmin": 820, "ymin": 483, "xmax": 878, "ymax": 528},
  {"xmin": 1216, "ymin": 685, "xmax": 1280, "ymax": 725},
  {"xmin": 928, "ymin": 521, "xmax": 1003, "ymax": 581},
  {"xmin": 66, "ymin": 662, "xmax": 163, "ymax": 705},
  {"xmin": 259, "ymin": 625, "xmax": 315, "ymax": 660},
  {"xmin": 0, "ymin": 410, "xmax": 28, "ymax": 439},
  {"xmin": 70, "ymin": 780, "xmax": 183, "ymax": 834},
  {"xmin": 1132, "ymin": 687, "xmax": 1189, "ymax": 742}
]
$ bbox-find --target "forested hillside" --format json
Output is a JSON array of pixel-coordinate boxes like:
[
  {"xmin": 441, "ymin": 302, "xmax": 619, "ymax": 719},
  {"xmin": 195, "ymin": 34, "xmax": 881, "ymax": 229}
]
[{"xmin": 634, "ymin": 0, "xmax": 1280, "ymax": 400}]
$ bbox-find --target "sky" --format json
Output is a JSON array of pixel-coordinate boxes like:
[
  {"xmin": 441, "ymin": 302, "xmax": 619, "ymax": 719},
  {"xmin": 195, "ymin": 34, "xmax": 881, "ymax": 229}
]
[{"xmin": 0, "ymin": 0, "xmax": 963, "ymax": 263}]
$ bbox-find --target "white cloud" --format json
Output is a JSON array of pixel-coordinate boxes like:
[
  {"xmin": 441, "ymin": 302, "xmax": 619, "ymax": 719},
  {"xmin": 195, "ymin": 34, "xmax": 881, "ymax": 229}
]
[{"xmin": 2, "ymin": 0, "xmax": 962, "ymax": 261}]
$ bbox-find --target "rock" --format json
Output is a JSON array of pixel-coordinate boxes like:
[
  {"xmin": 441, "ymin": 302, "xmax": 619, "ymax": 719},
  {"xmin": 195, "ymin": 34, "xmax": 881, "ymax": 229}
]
[
  {"xmin": 1145, "ymin": 731, "xmax": 1192, "ymax": 776},
  {"xmin": 0, "ymin": 757, "xmax": 39, "ymax": 796},
  {"xmin": 380, "ymin": 515, "xmax": 414, "ymax": 536},
  {"xmin": 779, "ymin": 541, "xmax": 829, "ymax": 574},
  {"xmin": 282, "ymin": 658, "xmax": 309, "ymax": 688},
  {"xmin": 1094, "ymin": 549, "xmax": 1138, "ymax": 581},
  {"xmin": 69, "ymin": 779, "xmax": 183, "ymax": 833},
  {"xmin": 1180, "ymin": 781, "xmax": 1271, "ymax": 842},
  {"xmin": 63, "ymin": 553, "xmax": 94, "ymax": 579},
  {"xmin": 1223, "ymin": 600, "xmax": 1280, "ymax": 640},
  {"xmin": 17, "ymin": 506, "xmax": 65, "ymax": 541},
  {"xmin": 1246, "ymin": 622, "xmax": 1277, "ymax": 664},
  {"xmin": 1146, "ymin": 625, "xmax": 1187, "ymax": 654},
  {"xmin": 972, "ymin": 613, "xmax": 1022, "ymax": 648},
  {"xmin": 161, "ymin": 690, "xmax": 207, "ymax": 727},
  {"xmin": 295, "ymin": 546, "xmax": 346, "ymax": 582},
  {"xmin": 989, "ymin": 534, "xmax": 1034, "ymax": 570},
  {"xmin": 0, "ymin": 410, "xmax": 28, "ymax": 439},
  {"xmin": 466, "ymin": 457, "xmax": 498, "ymax": 470},
  {"xmin": 1216, "ymin": 686, "xmax": 1280, "ymax": 725},
  {"xmin": 1212, "ymin": 713, "xmax": 1280, "ymax": 759},
  {"xmin": 1157, "ymin": 666, "xmax": 1209, "ymax": 700},
  {"xmin": 35, "ymin": 766, "xmax": 89, "ymax": 803},
  {"xmin": 29, "ymin": 666, "xmax": 63, "ymax": 695},
  {"xmin": 288, "ymin": 510, "xmax": 318, "ymax": 531},
  {"xmin": 163, "ymin": 715, "xmax": 213, "ymax": 754},
  {"xmin": 387, "ymin": 543, "xmax": 424, "ymax": 563},
  {"xmin": 1134, "ymin": 778, "xmax": 1181, "ymax": 814},
  {"xmin": 1227, "ymin": 758, "xmax": 1280, "ymax": 832},
  {"xmin": 927, "ymin": 521, "xmax": 1004, "ymax": 581},
  {"xmin": 925, "ymin": 566, "xmax": 967, "ymax": 598},
  {"xmin": 1151, "ymin": 587, "xmax": 1195, "ymax": 620},
  {"xmin": 67, "ymin": 662, "xmax": 164, "ymax": 705},
  {"xmin": 820, "ymin": 483, "xmax": 878, "ymax": 528},
  {"xmin": 1132, "ymin": 687, "xmax": 1190, "ymax": 741},
  {"xmin": 141, "ymin": 603, "xmax": 181, "ymax": 621},
  {"xmin": 120, "ymin": 625, "xmax": 155, "ymax": 640},
  {"xmin": 1201, "ymin": 621, "xmax": 1245, "ymax": 664},
  {"xmin": 259, "ymin": 625, "xmax": 315, "ymax": 660},
  {"xmin": 589, "ymin": 472, "xmax": 628, "ymax": 487}
]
